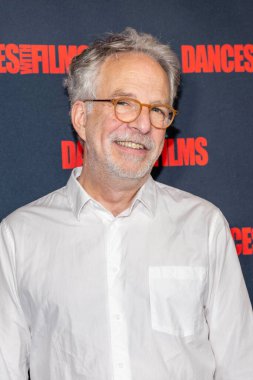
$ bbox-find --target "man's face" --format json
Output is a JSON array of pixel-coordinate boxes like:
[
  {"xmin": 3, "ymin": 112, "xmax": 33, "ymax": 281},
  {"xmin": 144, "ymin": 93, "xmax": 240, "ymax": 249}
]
[{"xmin": 81, "ymin": 52, "xmax": 170, "ymax": 180}]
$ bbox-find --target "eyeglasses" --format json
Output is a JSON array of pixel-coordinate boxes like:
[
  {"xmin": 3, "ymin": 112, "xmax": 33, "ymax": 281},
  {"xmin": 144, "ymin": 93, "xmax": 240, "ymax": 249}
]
[{"xmin": 82, "ymin": 97, "xmax": 178, "ymax": 129}]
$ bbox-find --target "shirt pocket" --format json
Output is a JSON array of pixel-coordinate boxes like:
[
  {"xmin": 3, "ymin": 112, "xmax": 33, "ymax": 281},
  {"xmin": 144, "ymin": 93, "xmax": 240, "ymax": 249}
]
[{"xmin": 149, "ymin": 266, "xmax": 207, "ymax": 337}]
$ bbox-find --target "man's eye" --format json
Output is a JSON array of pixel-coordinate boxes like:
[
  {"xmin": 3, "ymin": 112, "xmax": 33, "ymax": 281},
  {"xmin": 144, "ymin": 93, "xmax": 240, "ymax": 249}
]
[
  {"xmin": 117, "ymin": 100, "xmax": 131, "ymax": 106},
  {"xmin": 151, "ymin": 107, "xmax": 165, "ymax": 116}
]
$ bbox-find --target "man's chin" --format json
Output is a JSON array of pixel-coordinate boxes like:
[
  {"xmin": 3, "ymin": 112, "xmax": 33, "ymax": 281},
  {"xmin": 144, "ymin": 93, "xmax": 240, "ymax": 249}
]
[{"xmin": 108, "ymin": 162, "xmax": 153, "ymax": 180}]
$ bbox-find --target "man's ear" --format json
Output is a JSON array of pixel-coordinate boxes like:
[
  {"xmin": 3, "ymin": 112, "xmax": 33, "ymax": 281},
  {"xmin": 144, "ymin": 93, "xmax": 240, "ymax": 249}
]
[{"xmin": 71, "ymin": 101, "xmax": 88, "ymax": 142}]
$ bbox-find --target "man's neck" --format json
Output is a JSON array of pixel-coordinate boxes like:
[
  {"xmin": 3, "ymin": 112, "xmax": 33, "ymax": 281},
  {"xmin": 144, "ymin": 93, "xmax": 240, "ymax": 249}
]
[{"xmin": 77, "ymin": 166, "xmax": 148, "ymax": 217}]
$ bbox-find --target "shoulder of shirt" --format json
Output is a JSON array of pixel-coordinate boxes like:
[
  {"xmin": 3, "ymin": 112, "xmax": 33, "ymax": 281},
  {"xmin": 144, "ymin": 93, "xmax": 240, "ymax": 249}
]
[
  {"xmin": 153, "ymin": 179, "xmax": 227, "ymax": 224},
  {"xmin": 2, "ymin": 185, "xmax": 68, "ymax": 226}
]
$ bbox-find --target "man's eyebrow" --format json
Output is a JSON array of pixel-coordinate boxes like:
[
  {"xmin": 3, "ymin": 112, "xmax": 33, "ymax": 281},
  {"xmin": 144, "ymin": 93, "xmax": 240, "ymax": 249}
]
[
  {"xmin": 110, "ymin": 89, "xmax": 170, "ymax": 104},
  {"xmin": 110, "ymin": 90, "xmax": 136, "ymax": 98}
]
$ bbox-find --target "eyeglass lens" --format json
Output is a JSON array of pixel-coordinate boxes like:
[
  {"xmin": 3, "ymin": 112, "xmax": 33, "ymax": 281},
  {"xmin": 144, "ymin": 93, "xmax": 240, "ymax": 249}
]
[{"xmin": 114, "ymin": 98, "xmax": 173, "ymax": 128}]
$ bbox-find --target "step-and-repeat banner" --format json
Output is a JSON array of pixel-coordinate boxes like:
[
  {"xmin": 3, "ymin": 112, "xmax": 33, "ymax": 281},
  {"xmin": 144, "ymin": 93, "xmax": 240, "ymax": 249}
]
[{"xmin": 0, "ymin": 0, "xmax": 252, "ymax": 306}]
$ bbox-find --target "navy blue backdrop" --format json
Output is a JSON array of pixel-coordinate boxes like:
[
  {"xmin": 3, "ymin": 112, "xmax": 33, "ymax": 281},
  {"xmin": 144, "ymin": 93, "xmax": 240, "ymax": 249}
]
[{"xmin": 0, "ymin": 0, "xmax": 252, "ymax": 305}]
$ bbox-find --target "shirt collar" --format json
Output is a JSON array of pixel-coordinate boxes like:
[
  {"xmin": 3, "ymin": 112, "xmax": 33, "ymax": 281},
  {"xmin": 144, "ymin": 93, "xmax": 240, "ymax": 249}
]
[
  {"xmin": 131, "ymin": 175, "xmax": 157, "ymax": 217},
  {"xmin": 66, "ymin": 167, "xmax": 157, "ymax": 220},
  {"xmin": 66, "ymin": 167, "xmax": 91, "ymax": 220}
]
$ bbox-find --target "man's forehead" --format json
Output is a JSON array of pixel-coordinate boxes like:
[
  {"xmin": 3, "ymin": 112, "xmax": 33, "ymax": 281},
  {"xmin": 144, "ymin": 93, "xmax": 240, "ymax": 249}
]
[{"xmin": 97, "ymin": 51, "xmax": 170, "ymax": 99}]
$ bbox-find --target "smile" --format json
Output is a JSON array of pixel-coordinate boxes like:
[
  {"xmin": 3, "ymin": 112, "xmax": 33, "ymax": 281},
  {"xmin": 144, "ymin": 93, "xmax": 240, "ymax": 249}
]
[{"xmin": 116, "ymin": 141, "xmax": 146, "ymax": 150}]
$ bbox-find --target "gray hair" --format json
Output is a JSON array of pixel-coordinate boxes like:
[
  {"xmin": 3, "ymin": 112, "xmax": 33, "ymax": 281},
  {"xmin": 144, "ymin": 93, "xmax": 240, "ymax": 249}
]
[{"xmin": 64, "ymin": 27, "xmax": 180, "ymax": 106}]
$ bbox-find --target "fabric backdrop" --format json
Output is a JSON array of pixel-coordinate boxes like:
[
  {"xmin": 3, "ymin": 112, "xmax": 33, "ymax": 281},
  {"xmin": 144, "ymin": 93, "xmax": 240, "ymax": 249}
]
[{"xmin": 0, "ymin": 0, "xmax": 252, "ymax": 306}]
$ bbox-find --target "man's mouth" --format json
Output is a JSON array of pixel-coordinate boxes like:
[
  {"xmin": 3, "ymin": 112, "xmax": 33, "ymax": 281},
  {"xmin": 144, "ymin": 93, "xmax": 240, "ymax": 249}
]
[{"xmin": 116, "ymin": 141, "xmax": 146, "ymax": 150}]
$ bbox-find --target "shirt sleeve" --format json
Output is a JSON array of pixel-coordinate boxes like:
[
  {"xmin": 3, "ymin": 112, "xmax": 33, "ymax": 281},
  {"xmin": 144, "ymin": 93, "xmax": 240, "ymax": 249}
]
[
  {"xmin": 206, "ymin": 211, "xmax": 253, "ymax": 380},
  {"xmin": 0, "ymin": 219, "xmax": 30, "ymax": 379}
]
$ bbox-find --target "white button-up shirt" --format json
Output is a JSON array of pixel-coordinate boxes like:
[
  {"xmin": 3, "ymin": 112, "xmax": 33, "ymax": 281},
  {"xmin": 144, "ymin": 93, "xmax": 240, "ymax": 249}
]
[{"xmin": 0, "ymin": 167, "xmax": 252, "ymax": 380}]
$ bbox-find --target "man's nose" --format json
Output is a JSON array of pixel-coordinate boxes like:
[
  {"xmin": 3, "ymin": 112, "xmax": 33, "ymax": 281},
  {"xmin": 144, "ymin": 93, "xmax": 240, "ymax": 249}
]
[{"xmin": 129, "ymin": 106, "xmax": 152, "ymax": 134}]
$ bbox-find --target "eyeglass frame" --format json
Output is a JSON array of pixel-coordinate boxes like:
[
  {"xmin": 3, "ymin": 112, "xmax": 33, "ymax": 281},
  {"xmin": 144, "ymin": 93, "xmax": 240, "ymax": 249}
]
[{"xmin": 81, "ymin": 97, "xmax": 178, "ymax": 129}]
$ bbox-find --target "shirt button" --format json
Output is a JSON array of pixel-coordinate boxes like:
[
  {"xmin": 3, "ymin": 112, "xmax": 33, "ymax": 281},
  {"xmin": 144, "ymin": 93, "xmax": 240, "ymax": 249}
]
[
  {"xmin": 112, "ymin": 266, "xmax": 119, "ymax": 274},
  {"xmin": 114, "ymin": 314, "xmax": 121, "ymax": 320},
  {"xmin": 118, "ymin": 362, "xmax": 124, "ymax": 368}
]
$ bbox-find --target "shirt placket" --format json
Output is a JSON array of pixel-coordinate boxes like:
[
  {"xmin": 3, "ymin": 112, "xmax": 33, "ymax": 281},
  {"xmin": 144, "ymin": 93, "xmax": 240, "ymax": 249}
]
[{"xmin": 106, "ymin": 218, "xmax": 132, "ymax": 380}]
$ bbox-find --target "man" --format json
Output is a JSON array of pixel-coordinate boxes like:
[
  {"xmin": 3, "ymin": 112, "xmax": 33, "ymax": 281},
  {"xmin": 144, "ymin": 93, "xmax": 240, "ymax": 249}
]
[{"xmin": 0, "ymin": 28, "xmax": 252, "ymax": 380}]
